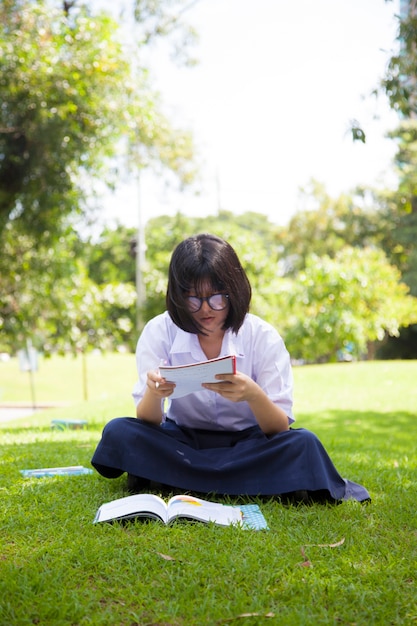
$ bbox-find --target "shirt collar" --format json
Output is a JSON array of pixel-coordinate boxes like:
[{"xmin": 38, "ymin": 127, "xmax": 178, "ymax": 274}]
[
  {"xmin": 170, "ymin": 326, "xmax": 245, "ymax": 360},
  {"xmin": 222, "ymin": 328, "xmax": 245, "ymax": 358}
]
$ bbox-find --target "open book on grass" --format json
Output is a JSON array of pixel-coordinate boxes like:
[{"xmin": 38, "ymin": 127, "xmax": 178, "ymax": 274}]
[
  {"xmin": 159, "ymin": 355, "xmax": 236, "ymax": 398},
  {"xmin": 93, "ymin": 493, "xmax": 268, "ymax": 530}
]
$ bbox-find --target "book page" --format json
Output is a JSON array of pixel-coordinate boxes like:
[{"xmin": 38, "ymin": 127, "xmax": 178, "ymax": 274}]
[
  {"xmin": 94, "ymin": 493, "xmax": 168, "ymax": 524},
  {"xmin": 166, "ymin": 495, "xmax": 242, "ymax": 526},
  {"xmin": 159, "ymin": 355, "xmax": 236, "ymax": 399}
]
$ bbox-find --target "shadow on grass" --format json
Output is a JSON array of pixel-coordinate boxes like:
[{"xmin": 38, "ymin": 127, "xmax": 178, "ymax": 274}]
[{"xmin": 296, "ymin": 409, "xmax": 417, "ymax": 499}]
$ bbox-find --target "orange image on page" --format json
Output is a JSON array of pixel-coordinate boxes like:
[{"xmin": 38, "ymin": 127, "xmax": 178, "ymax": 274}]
[{"xmin": 172, "ymin": 496, "xmax": 202, "ymax": 506}]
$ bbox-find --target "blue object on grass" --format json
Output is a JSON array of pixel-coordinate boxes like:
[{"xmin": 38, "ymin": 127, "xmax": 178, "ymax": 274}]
[
  {"xmin": 21, "ymin": 466, "xmax": 94, "ymax": 477},
  {"xmin": 51, "ymin": 419, "xmax": 88, "ymax": 430},
  {"xmin": 239, "ymin": 504, "xmax": 269, "ymax": 530}
]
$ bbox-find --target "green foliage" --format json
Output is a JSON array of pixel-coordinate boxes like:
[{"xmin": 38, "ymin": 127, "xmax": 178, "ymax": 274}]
[
  {"xmin": 0, "ymin": 223, "xmax": 136, "ymax": 354},
  {"xmin": 376, "ymin": 123, "xmax": 417, "ymax": 314},
  {"xmin": 3, "ymin": 197, "xmax": 417, "ymax": 361},
  {"xmin": 346, "ymin": 5, "xmax": 417, "ymax": 320},
  {"xmin": 382, "ymin": 6, "xmax": 417, "ymax": 118},
  {"xmin": 278, "ymin": 181, "xmax": 386, "ymax": 275},
  {"xmin": 385, "ymin": 120, "xmax": 417, "ymax": 225},
  {"xmin": 0, "ymin": 2, "xmax": 129, "ymax": 234},
  {"xmin": 0, "ymin": 0, "xmax": 196, "ymax": 237},
  {"xmin": 284, "ymin": 247, "xmax": 417, "ymax": 362},
  {"xmin": 350, "ymin": 118, "xmax": 366, "ymax": 143},
  {"xmin": 132, "ymin": 0, "xmax": 200, "ymax": 66},
  {"xmin": 377, "ymin": 5, "xmax": 417, "ymax": 301},
  {"xmin": 378, "ymin": 195, "xmax": 417, "ymax": 296},
  {"xmin": 273, "ymin": 182, "xmax": 417, "ymax": 360},
  {"xmin": 138, "ymin": 208, "xmax": 417, "ymax": 362},
  {"xmin": 83, "ymin": 224, "xmax": 137, "ymax": 285},
  {"xmin": 0, "ymin": 0, "xmax": 198, "ymax": 354},
  {"xmin": 1, "ymin": 361, "xmax": 416, "ymax": 624},
  {"xmin": 337, "ymin": 3, "xmax": 417, "ymax": 361}
]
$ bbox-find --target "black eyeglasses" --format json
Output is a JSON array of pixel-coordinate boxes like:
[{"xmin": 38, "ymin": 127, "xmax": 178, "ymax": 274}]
[{"xmin": 186, "ymin": 293, "xmax": 229, "ymax": 312}]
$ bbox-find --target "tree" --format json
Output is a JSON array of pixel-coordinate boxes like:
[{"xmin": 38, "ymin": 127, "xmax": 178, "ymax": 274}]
[
  {"xmin": 0, "ymin": 0, "xmax": 196, "ymax": 238},
  {"xmin": 277, "ymin": 181, "xmax": 387, "ymax": 276},
  {"xmin": 381, "ymin": 0, "xmax": 417, "ymax": 118},
  {"xmin": 84, "ymin": 210, "xmax": 417, "ymax": 363},
  {"xmin": 0, "ymin": 221, "xmax": 137, "ymax": 354},
  {"xmin": 371, "ymin": 1, "xmax": 417, "ymax": 358},
  {"xmin": 377, "ymin": 189, "xmax": 417, "ymax": 297},
  {"xmin": 132, "ymin": 0, "xmax": 199, "ymax": 62},
  {"xmin": 283, "ymin": 247, "xmax": 417, "ymax": 362},
  {"xmin": 83, "ymin": 224, "xmax": 137, "ymax": 286},
  {"xmin": 0, "ymin": 0, "xmax": 197, "ymax": 354},
  {"xmin": 377, "ymin": 1, "xmax": 417, "ymax": 273}
]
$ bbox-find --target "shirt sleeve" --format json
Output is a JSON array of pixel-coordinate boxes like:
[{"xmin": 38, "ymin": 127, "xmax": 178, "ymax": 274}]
[
  {"xmin": 131, "ymin": 314, "xmax": 172, "ymax": 407},
  {"xmin": 250, "ymin": 319, "xmax": 295, "ymax": 424}
]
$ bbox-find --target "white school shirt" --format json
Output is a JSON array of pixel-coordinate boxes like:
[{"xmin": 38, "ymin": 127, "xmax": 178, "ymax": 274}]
[{"xmin": 132, "ymin": 311, "xmax": 295, "ymax": 430}]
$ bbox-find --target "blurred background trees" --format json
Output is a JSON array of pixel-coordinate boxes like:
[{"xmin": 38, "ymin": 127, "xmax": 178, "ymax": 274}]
[
  {"xmin": 0, "ymin": 0, "xmax": 195, "ymax": 355},
  {"xmin": 1, "ymin": 0, "xmax": 417, "ymax": 362}
]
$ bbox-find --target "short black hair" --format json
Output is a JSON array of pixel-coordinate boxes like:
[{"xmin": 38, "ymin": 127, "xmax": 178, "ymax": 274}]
[{"xmin": 166, "ymin": 233, "xmax": 252, "ymax": 335}]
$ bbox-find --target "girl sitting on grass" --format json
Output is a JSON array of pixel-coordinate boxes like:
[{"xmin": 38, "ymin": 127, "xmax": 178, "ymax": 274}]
[{"xmin": 91, "ymin": 233, "xmax": 370, "ymax": 504}]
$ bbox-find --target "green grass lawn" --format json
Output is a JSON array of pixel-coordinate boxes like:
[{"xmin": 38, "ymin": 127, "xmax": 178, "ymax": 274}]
[{"xmin": 0, "ymin": 356, "xmax": 416, "ymax": 625}]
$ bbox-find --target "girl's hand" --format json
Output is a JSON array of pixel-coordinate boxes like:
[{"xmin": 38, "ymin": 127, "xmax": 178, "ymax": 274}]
[
  {"xmin": 203, "ymin": 371, "xmax": 290, "ymax": 434},
  {"xmin": 146, "ymin": 370, "xmax": 175, "ymax": 398},
  {"xmin": 202, "ymin": 372, "xmax": 257, "ymax": 403}
]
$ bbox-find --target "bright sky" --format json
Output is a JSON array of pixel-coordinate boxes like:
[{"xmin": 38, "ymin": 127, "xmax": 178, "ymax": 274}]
[{"xmin": 99, "ymin": 0, "xmax": 400, "ymax": 229}]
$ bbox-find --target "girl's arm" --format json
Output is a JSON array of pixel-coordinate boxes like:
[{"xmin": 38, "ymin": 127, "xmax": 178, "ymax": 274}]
[
  {"xmin": 203, "ymin": 372, "xmax": 290, "ymax": 435},
  {"xmin": 136, "ymin": 371, "xmax": 175, "ymax": 424}
]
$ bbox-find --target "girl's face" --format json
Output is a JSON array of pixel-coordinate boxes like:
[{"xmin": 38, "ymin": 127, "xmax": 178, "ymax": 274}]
[{"xmin": 186, "ymin": 283, "xmax": 229, "ymax": 336}]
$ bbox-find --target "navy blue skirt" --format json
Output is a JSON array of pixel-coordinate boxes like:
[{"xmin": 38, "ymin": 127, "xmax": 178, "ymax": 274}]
[{"xmin": 91, "ymin": 417, "xmax": 370, "ymax": 502}]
